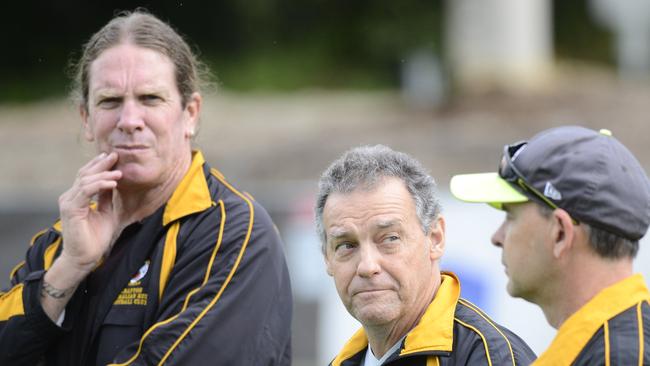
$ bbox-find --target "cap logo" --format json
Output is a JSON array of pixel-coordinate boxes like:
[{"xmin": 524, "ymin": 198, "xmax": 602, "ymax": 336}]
[{"xmin": 544, "ymin": 182, "xmax": 562, "ymax": 200}]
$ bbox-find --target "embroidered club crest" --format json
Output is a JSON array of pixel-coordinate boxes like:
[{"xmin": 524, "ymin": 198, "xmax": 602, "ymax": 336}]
[{"xmin": 130, "ymin": 261, "xmax": 150, "ymax": 284}]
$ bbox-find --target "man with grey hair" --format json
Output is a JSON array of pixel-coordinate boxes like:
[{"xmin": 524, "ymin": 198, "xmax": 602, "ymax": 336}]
[{"xmin": 317, "ymin": 144, "xmax": 536, "ymax": 366}]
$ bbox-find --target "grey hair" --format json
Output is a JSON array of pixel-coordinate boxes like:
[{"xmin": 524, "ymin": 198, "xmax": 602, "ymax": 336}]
[
  {"xmin": 315, "ymin": 145, "xmax": 441, "ymax": 252},
  {"xmin": 537, "ymin": 205, "xmax": 639, "ymax": 259}
]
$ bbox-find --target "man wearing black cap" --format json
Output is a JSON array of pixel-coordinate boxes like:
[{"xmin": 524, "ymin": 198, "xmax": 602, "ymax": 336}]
[{"xmin": 451, "ymin": 126, "xmax": 650, "ymax": 365}]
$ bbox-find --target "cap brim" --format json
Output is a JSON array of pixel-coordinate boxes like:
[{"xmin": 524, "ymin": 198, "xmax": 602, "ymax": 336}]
[{"xmin": 450, "ymin": 172, "xmax": 529, "ymax": 210}]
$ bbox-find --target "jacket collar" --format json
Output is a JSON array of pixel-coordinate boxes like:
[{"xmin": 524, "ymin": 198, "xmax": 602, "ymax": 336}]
[
  {"xmin": 534, "ymin": 274, "xmax": 650, "ymax": 365},
  {"xmin": 162, "ymin": 150, "xmax": 212, "ymax": 226},
  {"xmin": 331, "ymin": 272, "xmax": 460, "ymax": 365}
]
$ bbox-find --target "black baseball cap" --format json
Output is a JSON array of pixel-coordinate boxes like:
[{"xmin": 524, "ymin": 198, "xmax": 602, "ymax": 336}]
[{"xmin": 451, "ymin": 126, "xmax": 650, "ymax": 241}]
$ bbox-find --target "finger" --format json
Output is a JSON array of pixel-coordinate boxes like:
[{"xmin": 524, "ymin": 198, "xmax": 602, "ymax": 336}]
[
  {"xmin": 69, "ymin": 180, "xmax": 119, "ymax": 207},
  {"xmin": 60, "ymin": 163, "xmax": 122, "ymax": 213},
  {"xmin": 70, "ymin": 170, "xmax": 122, "ymax": 201},
  {"xmin": 77, "ymin": 152, "xmax": 119, "ymax": 177},
  {"xmin": 77, "ymin": 170, "xmax": 123, "ymax": 188},
  {"xmin": 97, "ymin": 187, "xmax": 113, "ymax": 214},
  {"xmin": 78, "ymin": 152, "xmax": 110, "ymax": 171},
  {"xmin": 59, "ymin": 178, "xmax": 119, "ymax": 216}
]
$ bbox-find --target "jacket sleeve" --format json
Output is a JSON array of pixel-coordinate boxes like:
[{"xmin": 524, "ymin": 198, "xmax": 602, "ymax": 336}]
[
  {"xmin": 0, "ymin": 229, "xmax": 67, "ymax": 364},
  {"xmin": 110, "ymin": 198, "xmax": 293, "ymax": 366}
]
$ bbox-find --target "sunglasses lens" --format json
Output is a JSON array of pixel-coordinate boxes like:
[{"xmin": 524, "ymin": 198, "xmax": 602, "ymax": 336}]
[
  {"xmin": 499, "ymin": 142, "xmax": 527, "ymax": 181},
  {"xmin": 498, "ymin": 156, "xmax": 509, "ymax": 178}
]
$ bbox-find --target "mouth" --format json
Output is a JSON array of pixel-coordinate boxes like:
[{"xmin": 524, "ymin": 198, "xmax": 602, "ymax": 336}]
[
  {"xmin": 113, "ymin": 144, "xmax": 149, "ymax": 152},
  {"xmin": 352, "ymin": 289, "xmax": 390, "ymax": 296}
]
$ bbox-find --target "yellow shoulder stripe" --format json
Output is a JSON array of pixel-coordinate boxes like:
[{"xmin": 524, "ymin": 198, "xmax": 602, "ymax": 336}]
[
  {"xmin": 636, "ymin": 300, "xmax": 650, "ymax": 366},
  {"xmin": 9, "ymin": 228, "xmax": 51, "ymax": 281},
  {"xmin": 43, "ymin": 238, "xmax": 62, "ymax": 270},
  {"xmin": 0, "ymin": 284, "xmax": 25, "ymax": 321},
  {"xmin": 243, "ymin": 191, "xmax": 255, "ymax": 201},
  {"xmin": 30, "ymin": 228, "xmax": 49, "ymax": 246},
  {"xmin": 639, "ymin": 301, "xmax": 645, "ymax": 366},
  {"xmin": 9, "ymin": 261, "xmax": 25, "ymax": 282},
  {"xmin": 177, "ymin": 200, "xmax": 226, "ymax": 312},
  {"xmin": 202, "ymin": 200, "xmax": 226, "ymax": 285},
  {"xmin": 604, "ymin": 320, "xmax": 610, "ymax": 366},
  {"xmin": 158, "ymin": 221, "xmax": 180, "ymax": 302}
]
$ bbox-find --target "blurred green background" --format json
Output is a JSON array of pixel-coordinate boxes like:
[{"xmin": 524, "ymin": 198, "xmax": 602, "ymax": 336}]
[{"xmin": 0, "ymin": 1, "xmax": 611, "ymax": 101}]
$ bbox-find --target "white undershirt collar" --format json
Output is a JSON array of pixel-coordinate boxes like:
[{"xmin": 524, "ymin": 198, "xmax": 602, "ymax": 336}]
[{"xmin": 362, "ymin": 336, "xmax": 405, "ymax": 366}]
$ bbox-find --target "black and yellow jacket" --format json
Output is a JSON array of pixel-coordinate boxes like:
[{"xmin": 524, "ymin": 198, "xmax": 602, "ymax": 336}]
[
  {"xmin": 534, "ymin": 274, "xmax": 650, "ymax": 366},
  {"xmin": 0, "ymin": 151, "xmax": 292, "ymax": 365},
  {"xmin": 330, "ymin": 273, "xmax": 536, "ymax": 366}
]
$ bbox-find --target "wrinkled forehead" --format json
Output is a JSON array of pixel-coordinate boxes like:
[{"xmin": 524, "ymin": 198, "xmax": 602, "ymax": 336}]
[
  {"xmin": 88, "ymin": 44, "xmax": 177, "ymax": 93},
  {"xmin": 323, "ymin": 178, "xmax": 413, "ymax": 229},
  {"xmin": 327, "ymin": 217, "xmax": 402, "ymax": 236}
]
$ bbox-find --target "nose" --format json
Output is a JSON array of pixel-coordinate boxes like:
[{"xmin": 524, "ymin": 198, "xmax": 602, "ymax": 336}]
[
  {"xmin": 356, "ymin": 244, "xmax": 381, "ymax": 278},
  {"xmin": 491, "ymin": 221, "xmax": 505, "ymax": 248},
  {"xmin": 116, "ymin": 99, "xmax": 145, "ymax": 134}
]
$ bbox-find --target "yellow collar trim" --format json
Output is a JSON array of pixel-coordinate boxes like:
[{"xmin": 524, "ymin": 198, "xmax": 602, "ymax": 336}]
[
  {"xmin": 331, "ymin": 272, "xmax": 459, "ymax": 365},
  {"xmin": 162, "ymin": 150, "xmax": 212, "ymax": 226},
  {"xmin": 401, "ymin": 272, "xmax": 457, "ymax": 355},
  {"xmin": 330, "ymin": 328, "xmax": 368, "ymax": 366},
  {"xmin": 534, "ymin": 274, "xmax": 650, "ymax": 366}
]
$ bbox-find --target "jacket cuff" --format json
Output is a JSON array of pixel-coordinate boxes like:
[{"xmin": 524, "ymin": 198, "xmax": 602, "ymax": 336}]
[{"xmin": 23, "ymin": 270, "xmax": 70, "ymax": 335}]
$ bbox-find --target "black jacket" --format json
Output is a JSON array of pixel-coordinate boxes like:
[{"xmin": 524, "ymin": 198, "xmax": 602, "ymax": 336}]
[
  {"xmin": 0, "ymin": 151, "xmax": 293, "ymax": 365},
  {"xmin": 329, "ymin": 273, "xmax": 536, "ymax": 366}
]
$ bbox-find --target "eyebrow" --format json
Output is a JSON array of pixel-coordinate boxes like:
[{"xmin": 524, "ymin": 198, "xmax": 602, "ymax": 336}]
[
  {"xmin": 93, "ymin": 89, "xmax": 121, "ymax": 98},
  {"xmin": 91, "ymin": 84, "xmax": 168, "ymax": 96},
  {"xmin": 375, "ymin": 219, "xmax": 400, "ymax": 229},
  {"xmin": 326, "ymin": 219, "xmax": 402, "ymax": 240},
  {"xmin": 137, "ymin": 86, "xmax": 168, "ymax": 96},
  {"xmin": 327, "ymin": 228, "xmax": 350, "ymax": 240}
]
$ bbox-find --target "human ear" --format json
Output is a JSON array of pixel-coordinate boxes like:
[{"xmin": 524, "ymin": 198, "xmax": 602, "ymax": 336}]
[
  {"xmin": 428, "ymin": 216, "xmax": 446, "ymax": 260},
  {"xmin": 80, "ymin": 105, "xmax": 94, "ymax": 142},
  {"xmin": 551, "ymin": 209, "xmax": 575, "ymax": 258},
  {"xmin": 184, "ymin": 92, "xmax": 202, "ymax": 139},
  {"xmin": 323, "ymin": 251, "xmax": 334, "ymax": 277}
]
